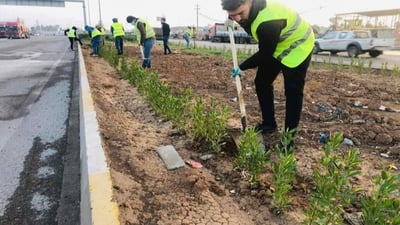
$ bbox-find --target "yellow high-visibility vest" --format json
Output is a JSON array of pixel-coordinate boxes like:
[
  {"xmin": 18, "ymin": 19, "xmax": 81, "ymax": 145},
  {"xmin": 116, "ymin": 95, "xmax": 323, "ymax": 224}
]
[
  {"xmin": 134, "ymin": 18, "xmax": 155, "ymax": 42},
  {"xmin": 111, "ymin": 23, "xmax": 125, "ymax": 37},
  {"xmin": 67, "ymin": 29, "xmax": 76, "ymax": 38},
  {"xmin": 251, "ymin": 0, "xmax": 315, "ymax": 68},
  {"xmin": 91, "ymin": 28, "xmax": 101, "ymax": 38}
]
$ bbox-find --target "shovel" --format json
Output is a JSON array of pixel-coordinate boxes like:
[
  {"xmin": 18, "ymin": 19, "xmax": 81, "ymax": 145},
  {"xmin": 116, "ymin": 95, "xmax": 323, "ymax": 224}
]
[
  {"xmin": 227, "ymin": 24, "xmax": 265, "ymax": 151},
  {"xmin": 228, "ymin": 24, "xmax": 247, "ymax": 132},
  {"xmin": 139, "ymin": 45, "xmax": 145, "ymax": 60}
]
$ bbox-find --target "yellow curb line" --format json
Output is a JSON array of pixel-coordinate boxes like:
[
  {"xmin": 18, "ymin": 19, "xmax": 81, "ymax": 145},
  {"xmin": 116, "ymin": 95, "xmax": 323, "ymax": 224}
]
[{"xmin": 78, "ymin": 45, "xmax": 120, "ymax": 225}]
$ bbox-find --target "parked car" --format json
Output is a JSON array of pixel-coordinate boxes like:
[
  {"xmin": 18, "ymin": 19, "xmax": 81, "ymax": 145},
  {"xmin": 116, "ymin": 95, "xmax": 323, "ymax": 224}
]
[{"xmin": 313, "ymin": 30, "xmax": 391, "ymax": 58}]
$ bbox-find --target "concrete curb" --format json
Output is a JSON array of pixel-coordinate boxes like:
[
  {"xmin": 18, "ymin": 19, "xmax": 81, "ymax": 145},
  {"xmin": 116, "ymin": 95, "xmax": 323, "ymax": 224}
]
[{"xmin": 78, "ymin": 46, "xmax": 120, "ymax": 225}]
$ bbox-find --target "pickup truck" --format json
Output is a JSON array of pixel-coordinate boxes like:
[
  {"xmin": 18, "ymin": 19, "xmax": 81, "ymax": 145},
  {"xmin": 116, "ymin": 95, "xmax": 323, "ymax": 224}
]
[{"xmin": 313, "ymin": 30, "xmax": 391, "ymax": 58}]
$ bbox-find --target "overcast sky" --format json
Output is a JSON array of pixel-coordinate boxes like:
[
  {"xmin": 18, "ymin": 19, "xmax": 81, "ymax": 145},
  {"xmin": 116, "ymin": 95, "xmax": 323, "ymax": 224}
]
[{"xmin": 0, "ymin": 0, "xmax": 399, "ymax": 30}]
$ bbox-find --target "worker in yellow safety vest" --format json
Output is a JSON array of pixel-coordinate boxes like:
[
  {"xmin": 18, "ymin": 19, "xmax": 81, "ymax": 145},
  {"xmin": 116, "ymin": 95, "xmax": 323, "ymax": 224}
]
[
  {"xmin": 111, "ymin": 18, "xmax": 125, "ymax": 55},
  {"xmin": 182, "ymin": 26, "xmax": 194, "ymax": 47},
  {"xmin": 64, "ymin": 26, "xmax": 82, "ymax": 50},
  {"xmin": 84, "ymin": 25, "xmax": 102, "ymax": 57},
  {"xmin": 221, "ymin": 0, "xmax": 315, "ymax": 150},
  {"xmin": 126, "ymin": 15, "xmax": 155, "ymax": 68}
]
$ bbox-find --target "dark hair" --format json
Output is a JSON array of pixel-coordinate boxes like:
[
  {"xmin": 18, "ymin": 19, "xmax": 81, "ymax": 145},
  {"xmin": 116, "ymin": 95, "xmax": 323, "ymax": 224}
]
[
  {"xmin": 126, "ymin": 15, "xmax": 136, "ymax": 23},
  {"xmin": 112, "ymin": 18, "xmax": 118, "ymax": 22},
  {"xmin": 221, "ymin": 0, "xmax": 246, "ymax": 10}
]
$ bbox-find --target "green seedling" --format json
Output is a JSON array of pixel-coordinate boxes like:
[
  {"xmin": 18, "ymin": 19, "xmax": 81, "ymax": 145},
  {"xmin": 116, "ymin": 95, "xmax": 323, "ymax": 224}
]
[
  {"xmin": 189, "ymin": 97, "xmax": 230, "ymax": 153},
  {"xmin": 270, "ymin": 129, "xmax": 297, "ymax": 213},
  {"xmin": 235, "ymin": 127, "xmax": 270, "ymax": 185},
  {"xmin": 303, "ymin": 132, "xmax": 361, "ymax": 225},
  {"xmin": 361, "ymin": 166, "xmax": 400, "ymax": 225}
]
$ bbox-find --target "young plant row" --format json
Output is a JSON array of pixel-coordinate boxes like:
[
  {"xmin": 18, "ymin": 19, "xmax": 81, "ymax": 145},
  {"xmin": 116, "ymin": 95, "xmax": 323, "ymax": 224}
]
[
  {"xmin": 99, "ymin": 44, "xmax": 400, "ymax": 225},
  {"xmin": 235, "ymin": 128, "xmax": 400, "ymax": 224},
  {"xmin": 100, "ymin": 44, "xmax": 230, "ymax": 153},
  {"xmin": 313, "ymin": 55, "xmax": 400, "ymax": 76}
]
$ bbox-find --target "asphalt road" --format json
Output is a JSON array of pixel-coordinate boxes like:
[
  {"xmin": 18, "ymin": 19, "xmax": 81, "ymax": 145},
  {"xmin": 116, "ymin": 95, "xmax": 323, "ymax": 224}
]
[{"xmin": 0, "ymin": 36, "xmax": 80, "ymax": 225}]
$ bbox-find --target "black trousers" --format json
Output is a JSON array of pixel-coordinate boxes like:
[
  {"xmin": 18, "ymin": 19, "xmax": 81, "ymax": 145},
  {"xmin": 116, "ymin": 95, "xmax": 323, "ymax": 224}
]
[
  {"xmin": 68, "ymin": 37, "xmax": 82, "ymax": 50},
  {"xmin": 162, "ymin": 35, "xmax": 171, "ymax": 54},
  {"xmin": 254, "ymin": 53, "xmax": 312, "ymax": 132},
  {"xmin": 114, "ymin": 36, "xmax": 124, "ymax": 54}
]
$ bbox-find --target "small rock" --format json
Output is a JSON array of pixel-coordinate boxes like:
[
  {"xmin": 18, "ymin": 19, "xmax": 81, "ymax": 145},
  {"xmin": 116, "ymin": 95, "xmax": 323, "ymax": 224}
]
[
  {"xmin": 352, "ymin": 119, "xmax": 366, "ymax": 124},
  {"xmin": 380, "ymin": 153, "xmax": 390, "ymax": 158},
  {"xmin": 343, "ymin": 212, "xmax": 363, "ymax": 225},
  {"xmin": 199, "ymin": 154, "xmax": 214, "ymax": 161},
  {"xmin": 342, "ymin": 138, "xmax": 354, "ymax": 146},
  {"xmin": 353, "ymin": 100, "xmax": 362, "ymax": 107}
]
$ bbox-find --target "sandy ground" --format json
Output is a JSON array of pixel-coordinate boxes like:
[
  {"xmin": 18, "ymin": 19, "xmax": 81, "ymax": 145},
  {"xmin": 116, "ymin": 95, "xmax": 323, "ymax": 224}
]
[{"xmin": 82, "ymin": 42, "xmax": 400, "ymax": 225}]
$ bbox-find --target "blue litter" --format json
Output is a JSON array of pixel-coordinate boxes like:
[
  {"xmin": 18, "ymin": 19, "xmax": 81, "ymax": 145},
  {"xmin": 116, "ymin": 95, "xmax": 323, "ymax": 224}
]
[
  {"xmin": 317, "ymin": 104, "xmax": 328, "ymax": 111},
  {"xmin": 319, "ymin": 132, "xmax": 329, "ymax": 144}
]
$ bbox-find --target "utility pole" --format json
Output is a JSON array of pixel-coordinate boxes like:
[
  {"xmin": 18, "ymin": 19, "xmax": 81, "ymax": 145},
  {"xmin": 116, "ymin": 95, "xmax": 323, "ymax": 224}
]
[
  {"xmin": 98, "ymin": 0, "xmax": 103, "ymax": 26},
  {"xmin": 87, "ymin": 0, "xmax": 91, "ymax": 25},
  {"xmin": 194, "ymin": 3, "xmax": 199, "ymax": 48}
]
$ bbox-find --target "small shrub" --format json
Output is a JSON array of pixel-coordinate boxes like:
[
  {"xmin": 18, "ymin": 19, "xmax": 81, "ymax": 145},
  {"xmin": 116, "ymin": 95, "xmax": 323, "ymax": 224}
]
[
  {"xmin": 361, "ymin": 166, "xmax": 400, "ymax": 225},
  {"xmin": 270, "ymin": 129, "xmax": 297, "ymax": 213},
  {"xmin": 235, "ymin": 127, "xmax": 270, "ymax": 185},
  {"xmin": 303, "ymin": 132, "xmax": 362, "ymax": 225}
]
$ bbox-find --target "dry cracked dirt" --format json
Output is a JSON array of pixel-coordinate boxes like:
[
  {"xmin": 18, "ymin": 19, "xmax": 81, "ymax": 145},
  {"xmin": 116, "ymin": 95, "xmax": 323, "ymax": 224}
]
[{"xmin": 82, "ymin": 42, "xmax": 400, "ymax": 225}]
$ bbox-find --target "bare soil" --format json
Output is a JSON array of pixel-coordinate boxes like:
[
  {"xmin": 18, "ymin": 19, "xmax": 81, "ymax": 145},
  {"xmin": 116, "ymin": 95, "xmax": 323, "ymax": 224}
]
[{"xmin": 82, "ymin": 42, "xmax": 400, "ymax": 225}]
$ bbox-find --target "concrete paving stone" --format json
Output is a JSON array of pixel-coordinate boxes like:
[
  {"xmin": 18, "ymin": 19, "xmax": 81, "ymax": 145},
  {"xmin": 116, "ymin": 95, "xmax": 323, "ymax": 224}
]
[{"xmin": 156, "ymin": 145, "xmax": 186, "ymax": 170}]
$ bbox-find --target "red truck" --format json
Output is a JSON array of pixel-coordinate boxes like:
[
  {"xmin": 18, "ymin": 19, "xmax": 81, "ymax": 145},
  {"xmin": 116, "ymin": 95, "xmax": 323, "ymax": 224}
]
[
  {"xmin": 0, "ymin": 21, "xmax": 30, "ymax": 39},
  {"xmin": 0, "ymin": 22, "xmax": 7, "ymax": 38}
]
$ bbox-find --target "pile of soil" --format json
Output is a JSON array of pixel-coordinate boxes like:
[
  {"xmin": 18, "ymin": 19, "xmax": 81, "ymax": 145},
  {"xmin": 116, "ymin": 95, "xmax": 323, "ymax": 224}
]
[{"xmin": 82, "ymin": 42, "xmax": 400, "ymax": 225}]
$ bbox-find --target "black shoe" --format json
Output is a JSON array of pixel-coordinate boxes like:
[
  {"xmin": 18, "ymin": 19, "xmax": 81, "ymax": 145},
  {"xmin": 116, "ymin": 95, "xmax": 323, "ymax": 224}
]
[{"xmin": 255, "ymin": 123, "xmax": 277, "ymax": 134}]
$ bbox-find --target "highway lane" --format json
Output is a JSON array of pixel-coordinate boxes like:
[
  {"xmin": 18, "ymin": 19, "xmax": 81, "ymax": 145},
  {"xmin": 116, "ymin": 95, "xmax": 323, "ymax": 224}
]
[{"xmin": 0, "ymin": 36, "xmax": 80, "ymax": 224}]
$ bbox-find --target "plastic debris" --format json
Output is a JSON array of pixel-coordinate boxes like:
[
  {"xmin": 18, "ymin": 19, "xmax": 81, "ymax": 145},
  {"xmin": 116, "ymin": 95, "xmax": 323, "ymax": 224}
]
[
  {"xmin": 332, "ymin": 108, "xmax": 342, "ymax": 116},
  {"xmin": 199, "ymin": 154, "xmax": 214, "ymax": 161},
  {"xmin": 316, "ymin": 103, "xmax": 328, "ymax": 111},
  {"xmin": 354, "ymin": 100, "xmax": 362, "ymax": 107},
  {"xmin": 380, "ymin": 153, "xmax": 389, "ymax": 158},
  {"xmin": 231, "ymin": 97, "xmax": 237, "ymax": 102},
  {"xmin": 352, "ymin": 120, "xmax": 366, "ymax": 124},
  {"xmin": 379, "ymin": 105, "xmax": 386, "ymax": 111},
  {"xmin": 185, "ymin": 160, "xmax": 203, "ymax": 168},
  {"xmin": 342, "ymin": 138, "xmax": 354, "ymax": 146},
  {"xmin": 319, "ymin": 132, "xmax": 329, "ymax": 144}
]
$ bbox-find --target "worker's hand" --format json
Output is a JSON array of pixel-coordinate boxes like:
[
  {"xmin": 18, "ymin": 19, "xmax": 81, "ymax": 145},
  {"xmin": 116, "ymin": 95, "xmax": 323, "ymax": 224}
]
[{"xmin": 231, "ymin": 67, "xmax": 242, "ymax": 78}]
